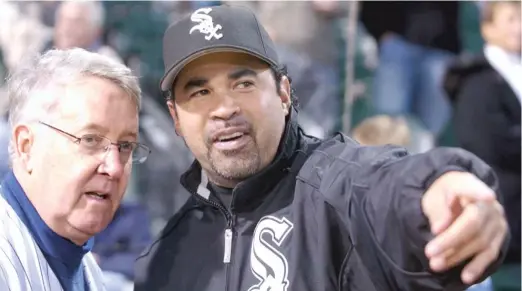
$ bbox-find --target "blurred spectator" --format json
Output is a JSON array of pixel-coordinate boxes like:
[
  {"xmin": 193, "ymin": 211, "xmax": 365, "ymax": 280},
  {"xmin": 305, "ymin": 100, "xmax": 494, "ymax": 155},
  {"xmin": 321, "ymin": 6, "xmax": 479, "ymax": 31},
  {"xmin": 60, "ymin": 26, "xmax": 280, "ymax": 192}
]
[
  {"xmin": 443, "ymin": 0, "xmax": 521, "ymax": 273},
  {"xmin": 92, "ymin": 201, "xmax": 153, "ymax": 291},
  {"xmin": 360, "ymin": 2, "xmax": 458, "ymax": 137},
  {"xmin": 0, "ymin": 1, "xmax": 51, "ymax": 72},
  {"xmin": 44, "ymin": 0, "xmax": 121, "ymax": 62},
  {"xmin": 352, "ymin": 114, "xmax": 410, "ymax": 147}
]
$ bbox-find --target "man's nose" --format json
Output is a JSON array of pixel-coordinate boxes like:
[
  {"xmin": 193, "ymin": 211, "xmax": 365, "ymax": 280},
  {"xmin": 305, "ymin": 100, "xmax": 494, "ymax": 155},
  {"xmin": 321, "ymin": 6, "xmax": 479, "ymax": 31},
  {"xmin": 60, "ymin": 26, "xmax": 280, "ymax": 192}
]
[
  {"xmin": 98, "ymin": 146, "xmax": 125, "ymax": 179},
  {"xmin": 210, "ymin": 93, "xmax": 240, "ymax": 120}
]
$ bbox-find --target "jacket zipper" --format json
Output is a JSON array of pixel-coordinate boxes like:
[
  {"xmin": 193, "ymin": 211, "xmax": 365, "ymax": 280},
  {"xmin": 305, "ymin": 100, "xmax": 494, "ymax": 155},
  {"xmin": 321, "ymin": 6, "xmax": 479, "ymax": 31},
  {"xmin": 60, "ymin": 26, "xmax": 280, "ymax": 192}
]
[
  {"xmin": 224, "ymin": 214, "xmax": 236, "ymax": 291},
  {"xmin": 223, "ymin": 218, "xmax": 234, "ymax": 263},
  {"xmin": 190, "ymin": 191, "xmax": 235, "ymax": 290}
]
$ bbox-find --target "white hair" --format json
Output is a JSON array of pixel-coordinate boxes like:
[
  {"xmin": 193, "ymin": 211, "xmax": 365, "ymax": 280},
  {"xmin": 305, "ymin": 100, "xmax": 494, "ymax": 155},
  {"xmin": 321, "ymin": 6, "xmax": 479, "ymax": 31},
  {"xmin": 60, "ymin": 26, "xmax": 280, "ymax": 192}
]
[
  {"xmin": 6, "ymin": 47, "xmax": 142, "ymax": 163},
  {"xmin": 58, "ymin": 0, "xmax": 106, "ymax": 29}
]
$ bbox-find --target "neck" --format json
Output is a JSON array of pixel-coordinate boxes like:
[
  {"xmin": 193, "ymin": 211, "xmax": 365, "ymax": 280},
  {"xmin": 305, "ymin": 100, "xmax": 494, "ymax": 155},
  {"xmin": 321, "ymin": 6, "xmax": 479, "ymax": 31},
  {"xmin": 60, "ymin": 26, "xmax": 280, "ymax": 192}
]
[{"xmin": 207, "ymin": 174, "xmax": 241, "ymax": 189}]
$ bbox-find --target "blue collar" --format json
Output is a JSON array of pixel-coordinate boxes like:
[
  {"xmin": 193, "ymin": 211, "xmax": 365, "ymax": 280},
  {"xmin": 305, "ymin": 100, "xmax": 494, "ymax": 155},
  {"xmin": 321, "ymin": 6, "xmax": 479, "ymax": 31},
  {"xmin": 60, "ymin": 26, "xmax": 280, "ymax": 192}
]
[{"xmin": 0, "ymin": 171, "xmax": 93, "ymax": 267}]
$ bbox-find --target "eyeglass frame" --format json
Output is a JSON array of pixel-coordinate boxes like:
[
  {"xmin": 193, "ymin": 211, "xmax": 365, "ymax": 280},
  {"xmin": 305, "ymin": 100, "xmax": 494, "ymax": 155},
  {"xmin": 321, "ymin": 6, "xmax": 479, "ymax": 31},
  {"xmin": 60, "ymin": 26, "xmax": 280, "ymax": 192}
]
[{"xmin": 38, "ymin": 121, "xmax": 151, "ymax": 164}]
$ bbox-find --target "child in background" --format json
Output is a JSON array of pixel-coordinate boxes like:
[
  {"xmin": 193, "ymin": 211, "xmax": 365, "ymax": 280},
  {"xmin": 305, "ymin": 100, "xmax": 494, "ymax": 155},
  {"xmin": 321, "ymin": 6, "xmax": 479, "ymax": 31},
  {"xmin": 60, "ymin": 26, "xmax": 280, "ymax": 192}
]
[{"xmin": 352, "ymin": 114, "xmax": 410, "ymax": 147}]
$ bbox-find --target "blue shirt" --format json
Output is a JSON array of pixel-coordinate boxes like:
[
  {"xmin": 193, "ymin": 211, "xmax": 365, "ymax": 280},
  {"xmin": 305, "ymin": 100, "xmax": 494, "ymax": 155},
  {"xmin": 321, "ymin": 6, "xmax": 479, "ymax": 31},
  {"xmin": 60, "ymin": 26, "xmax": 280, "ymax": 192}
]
[{"xmin": 1, "ymin": 171, "xmax": 93, "ymax": 290}]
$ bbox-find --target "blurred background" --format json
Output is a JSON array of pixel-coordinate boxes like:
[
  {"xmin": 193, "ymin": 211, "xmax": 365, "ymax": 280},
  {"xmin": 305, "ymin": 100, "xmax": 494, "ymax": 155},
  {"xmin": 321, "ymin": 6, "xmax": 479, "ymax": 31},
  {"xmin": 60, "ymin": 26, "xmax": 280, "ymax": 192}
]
[{"xmin": 0, "ymin": 1, "xmax": 519, "ymax": 291}]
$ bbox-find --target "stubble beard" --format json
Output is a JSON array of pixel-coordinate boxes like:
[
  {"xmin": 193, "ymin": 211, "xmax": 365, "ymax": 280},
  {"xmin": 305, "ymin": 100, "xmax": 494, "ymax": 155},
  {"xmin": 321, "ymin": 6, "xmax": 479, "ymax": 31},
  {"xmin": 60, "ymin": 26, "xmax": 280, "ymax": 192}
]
[{"xmin": 207, "ymin": 143, "xmax": 262, "ymax": 182}]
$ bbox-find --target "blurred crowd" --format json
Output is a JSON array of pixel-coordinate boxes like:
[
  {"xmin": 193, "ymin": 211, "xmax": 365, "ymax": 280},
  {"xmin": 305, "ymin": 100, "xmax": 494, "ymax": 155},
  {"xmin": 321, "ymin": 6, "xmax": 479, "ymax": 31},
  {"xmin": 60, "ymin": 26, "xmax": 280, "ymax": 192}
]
[{"xmin": 0, "ymin": 1, "xmax": 519, "ymax": 290}]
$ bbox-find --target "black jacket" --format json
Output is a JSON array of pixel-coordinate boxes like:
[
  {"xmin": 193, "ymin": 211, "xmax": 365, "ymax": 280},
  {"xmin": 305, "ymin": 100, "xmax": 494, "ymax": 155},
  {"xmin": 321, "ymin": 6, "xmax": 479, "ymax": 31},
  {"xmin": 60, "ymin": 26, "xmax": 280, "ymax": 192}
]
[
  {"xmin": 134, "ymin": 110, "xmax": 508, "ymax": 291},
  {"xmin": 444, "ymin": 54, "xmax": 521, "ymax": 263}
]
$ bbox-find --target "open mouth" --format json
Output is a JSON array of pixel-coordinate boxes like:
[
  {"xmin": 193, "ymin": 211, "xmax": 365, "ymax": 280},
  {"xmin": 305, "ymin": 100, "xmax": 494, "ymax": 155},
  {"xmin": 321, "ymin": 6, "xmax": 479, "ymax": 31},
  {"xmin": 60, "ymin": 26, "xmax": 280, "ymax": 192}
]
[
  {"xmin": 216, "ymin": 132, "xmax": 244, "ymax": 143},
  {"xmin": 213, "ymin": 131, "xmax": 250, "ymax": 151},
  {"xmin": 85, "ymin": 192, "xmax": 109, "ymax": 200}
]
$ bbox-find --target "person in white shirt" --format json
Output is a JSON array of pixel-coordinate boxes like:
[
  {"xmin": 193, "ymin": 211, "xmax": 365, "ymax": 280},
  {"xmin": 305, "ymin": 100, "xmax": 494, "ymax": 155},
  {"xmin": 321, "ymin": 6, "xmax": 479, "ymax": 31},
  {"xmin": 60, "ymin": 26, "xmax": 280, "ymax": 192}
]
[{"xmin": 0, "ymin": 48, "xmax": 150, "ymax": 290}]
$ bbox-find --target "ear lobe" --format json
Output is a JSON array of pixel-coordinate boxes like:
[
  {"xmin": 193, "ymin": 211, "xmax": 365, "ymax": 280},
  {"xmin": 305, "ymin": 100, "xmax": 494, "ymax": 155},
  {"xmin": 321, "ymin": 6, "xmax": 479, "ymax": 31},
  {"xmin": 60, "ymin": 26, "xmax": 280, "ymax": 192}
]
[
  {"xmin": 167, "ymin": 100, "xmax": 183, "ymax": 137},
  {"xmin": 13, "ymin": 125, "xmax": 34, "ymax": 172}
]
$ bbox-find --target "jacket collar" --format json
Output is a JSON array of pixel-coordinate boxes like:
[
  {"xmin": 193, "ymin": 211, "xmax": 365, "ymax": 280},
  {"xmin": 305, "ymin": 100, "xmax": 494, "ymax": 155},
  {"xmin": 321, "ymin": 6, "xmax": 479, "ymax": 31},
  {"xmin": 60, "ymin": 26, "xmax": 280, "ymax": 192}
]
[{"xmin": 180, "ymin": 108, "xmax": 301, "ymax": 212}]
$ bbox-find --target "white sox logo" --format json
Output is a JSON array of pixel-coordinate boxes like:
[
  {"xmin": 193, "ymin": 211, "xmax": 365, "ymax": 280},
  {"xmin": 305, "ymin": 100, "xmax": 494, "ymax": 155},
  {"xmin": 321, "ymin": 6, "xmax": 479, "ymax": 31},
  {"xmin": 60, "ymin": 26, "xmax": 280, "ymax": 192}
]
[
  {"xmin": 248, "ymin": 216, "xmax": 294, "ymax": 291},
  {"xmin": 189, "ymin": 8, "xmax": 223, "ymax": 41}
]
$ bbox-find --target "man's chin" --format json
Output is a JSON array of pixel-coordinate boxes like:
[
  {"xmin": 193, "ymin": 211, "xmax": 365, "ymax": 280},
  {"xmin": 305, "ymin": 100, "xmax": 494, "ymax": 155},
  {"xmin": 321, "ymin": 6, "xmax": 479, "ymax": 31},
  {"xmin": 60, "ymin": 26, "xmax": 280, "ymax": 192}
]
[
  {"xmin": 67, "ymin": 216, "xmax": 111, "ymax": 240},
  {"xmin": 212, "ymin": 160, "xmax": 260, "ymax": 181}
]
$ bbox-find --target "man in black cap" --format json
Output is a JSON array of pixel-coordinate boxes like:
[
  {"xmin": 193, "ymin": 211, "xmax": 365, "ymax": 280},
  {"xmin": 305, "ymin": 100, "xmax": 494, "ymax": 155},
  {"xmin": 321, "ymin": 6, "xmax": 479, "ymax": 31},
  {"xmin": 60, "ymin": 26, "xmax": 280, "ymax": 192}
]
[{"xmin": 134, "ymin": 5, "xmax": 509, "ymax": 291}]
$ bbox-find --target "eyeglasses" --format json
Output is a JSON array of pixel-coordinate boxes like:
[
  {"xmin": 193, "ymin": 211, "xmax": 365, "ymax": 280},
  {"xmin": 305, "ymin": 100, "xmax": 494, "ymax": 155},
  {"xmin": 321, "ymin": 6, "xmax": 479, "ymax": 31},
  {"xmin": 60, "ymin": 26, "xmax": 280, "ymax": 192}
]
[{"xmin": 38, "ymin": 121, "xmax": 151, "ymax": 164}]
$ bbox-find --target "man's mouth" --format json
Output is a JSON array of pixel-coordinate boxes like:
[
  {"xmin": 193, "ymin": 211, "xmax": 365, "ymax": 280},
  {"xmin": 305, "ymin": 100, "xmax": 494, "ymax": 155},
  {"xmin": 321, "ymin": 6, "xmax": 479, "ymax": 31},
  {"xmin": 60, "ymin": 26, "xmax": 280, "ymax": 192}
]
[
  {"xmin": 212, "ymin": 132, "xmax": 250, "ymax": 152},
  {"xmin": 216, "ymin": 132, "xmax": 244, "ymax": 142},
  {"xmin": 85, "ymin": 192, "xmax": 109, "ymax": 200}
]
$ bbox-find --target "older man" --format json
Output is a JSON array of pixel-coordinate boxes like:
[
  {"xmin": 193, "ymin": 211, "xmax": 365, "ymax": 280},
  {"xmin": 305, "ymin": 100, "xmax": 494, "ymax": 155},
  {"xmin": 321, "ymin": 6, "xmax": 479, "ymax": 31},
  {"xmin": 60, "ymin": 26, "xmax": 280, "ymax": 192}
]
[{"xmin": 0, "ymin": 48, "xmax": 150, "ymax": 290}]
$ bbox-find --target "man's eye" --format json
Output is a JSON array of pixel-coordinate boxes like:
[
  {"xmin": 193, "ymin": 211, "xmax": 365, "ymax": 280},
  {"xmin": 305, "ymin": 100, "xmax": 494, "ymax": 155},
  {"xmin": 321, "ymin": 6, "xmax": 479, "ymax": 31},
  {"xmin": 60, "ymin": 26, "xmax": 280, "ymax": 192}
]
[
  {"xmin": 236, "ymin": 81, "xmax": 254, "ymax": 89},
  {"xmin": 81, "ymin": 135, "xmax": 103, "ymax": 148},
  {"xmin": 119, "ymin": 142, "xmax": 135, "ymax": 152},
  {"xmin": 190, "ymin": 89, "xmax": 210, "ymax": 98}
]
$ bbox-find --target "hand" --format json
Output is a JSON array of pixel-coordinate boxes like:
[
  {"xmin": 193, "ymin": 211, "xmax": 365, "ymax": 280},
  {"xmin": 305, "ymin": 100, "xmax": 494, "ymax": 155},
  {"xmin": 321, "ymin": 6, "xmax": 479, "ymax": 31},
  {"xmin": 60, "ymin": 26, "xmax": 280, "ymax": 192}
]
[{"xmin": 421, "ymin": 171, "xmax": 508, "ymax": 284}]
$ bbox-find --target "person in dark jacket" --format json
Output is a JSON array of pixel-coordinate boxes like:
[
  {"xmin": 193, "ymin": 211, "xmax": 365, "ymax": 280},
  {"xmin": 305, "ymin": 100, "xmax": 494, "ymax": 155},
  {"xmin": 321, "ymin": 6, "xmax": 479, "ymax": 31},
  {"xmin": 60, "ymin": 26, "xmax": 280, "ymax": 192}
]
[
  {"xmin": 444, "ymin": 1, "xmax": 521, "ymax": 266},
  {"xmin": 135, "ymin": 5, "xmax": 509, "ymax": 291}
]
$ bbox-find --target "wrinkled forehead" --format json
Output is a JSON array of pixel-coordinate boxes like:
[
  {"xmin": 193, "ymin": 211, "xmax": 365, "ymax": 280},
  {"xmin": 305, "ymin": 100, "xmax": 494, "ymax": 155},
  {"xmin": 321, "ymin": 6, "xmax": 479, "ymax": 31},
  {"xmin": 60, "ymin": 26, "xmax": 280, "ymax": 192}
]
[{"xmin": 50, "ymin": 77, "xmax": 138, "ymax": 125}]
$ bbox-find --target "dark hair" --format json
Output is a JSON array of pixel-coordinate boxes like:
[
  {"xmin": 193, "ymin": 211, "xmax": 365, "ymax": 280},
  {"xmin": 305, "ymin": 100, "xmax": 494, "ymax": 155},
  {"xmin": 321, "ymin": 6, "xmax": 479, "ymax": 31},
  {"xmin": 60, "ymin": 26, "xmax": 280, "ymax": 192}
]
[
  {"xmin": 164, "ymin": 64, "xmax": 299, "ymax": 109},
  {"xmin": 481, "ymin": 1, "xmax": 521, "ymax": 24}
]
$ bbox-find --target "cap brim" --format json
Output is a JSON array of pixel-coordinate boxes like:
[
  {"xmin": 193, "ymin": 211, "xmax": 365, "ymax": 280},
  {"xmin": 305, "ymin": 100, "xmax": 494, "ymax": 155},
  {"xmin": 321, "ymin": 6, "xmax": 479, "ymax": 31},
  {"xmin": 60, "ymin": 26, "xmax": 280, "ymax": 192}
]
[{"xmin": 160, "ymin": 46, "xmax": 278, "ymax": 93}]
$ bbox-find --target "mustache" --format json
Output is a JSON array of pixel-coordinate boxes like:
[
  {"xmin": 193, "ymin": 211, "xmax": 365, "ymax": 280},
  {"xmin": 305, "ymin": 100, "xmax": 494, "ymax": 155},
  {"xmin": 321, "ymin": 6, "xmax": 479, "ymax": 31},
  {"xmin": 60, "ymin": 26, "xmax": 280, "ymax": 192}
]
[{"xmin": 205, "ymin": 117, "xmax": 253, "ymax": 144}]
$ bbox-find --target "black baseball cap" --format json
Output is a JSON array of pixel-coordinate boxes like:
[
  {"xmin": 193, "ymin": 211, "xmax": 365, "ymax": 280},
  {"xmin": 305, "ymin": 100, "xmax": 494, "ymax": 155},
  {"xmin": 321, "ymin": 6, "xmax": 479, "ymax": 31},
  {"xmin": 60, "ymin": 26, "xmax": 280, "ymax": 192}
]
[{"xmin": 160, "ymin": 5, "xmax": 280, "ymax": 94}]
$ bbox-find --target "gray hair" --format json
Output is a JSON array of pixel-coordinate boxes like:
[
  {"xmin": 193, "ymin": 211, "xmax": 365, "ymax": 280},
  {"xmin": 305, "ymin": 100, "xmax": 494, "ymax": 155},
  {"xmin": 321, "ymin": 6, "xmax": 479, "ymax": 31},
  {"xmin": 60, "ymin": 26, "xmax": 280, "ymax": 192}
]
[
  {"xmin": 6, "ymin": 47, "xmax": 142, "ymax": 163},
  {"xmin": 58, "ymin": 0, "xmax": 106, "ymax": 29}
]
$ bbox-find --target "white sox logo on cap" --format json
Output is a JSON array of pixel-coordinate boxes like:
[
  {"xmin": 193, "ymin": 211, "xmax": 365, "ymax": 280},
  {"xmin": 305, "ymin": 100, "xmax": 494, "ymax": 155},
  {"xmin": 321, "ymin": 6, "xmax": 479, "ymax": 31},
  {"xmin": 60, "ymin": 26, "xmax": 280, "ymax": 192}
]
[{"xmin": 189, "ymin": 8, "xmax": 223, "ymax": 41}]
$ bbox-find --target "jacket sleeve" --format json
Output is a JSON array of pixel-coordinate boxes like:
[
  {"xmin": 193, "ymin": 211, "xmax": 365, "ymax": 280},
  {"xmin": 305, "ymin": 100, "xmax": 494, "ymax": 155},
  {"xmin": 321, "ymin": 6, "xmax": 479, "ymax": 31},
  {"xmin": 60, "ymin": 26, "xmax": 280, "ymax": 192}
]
[{"xmin": 327, "ymin": 144, "xmax": 509, "ymax": 290}]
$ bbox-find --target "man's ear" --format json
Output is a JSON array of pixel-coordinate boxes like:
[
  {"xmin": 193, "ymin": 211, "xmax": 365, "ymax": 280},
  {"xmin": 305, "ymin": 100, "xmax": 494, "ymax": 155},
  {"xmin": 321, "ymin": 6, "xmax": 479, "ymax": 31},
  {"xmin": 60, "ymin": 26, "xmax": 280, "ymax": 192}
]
[
  {"xmin": 13, "ymin": 124, "xmax": 34, "ymax": 173},
  {"xmin": 279, "ymin": 76, "xmax": 292, "ymax": 116},
  {"xmin": 167, "ymin": 100, "xmax": 182, "ymax": 136}
]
